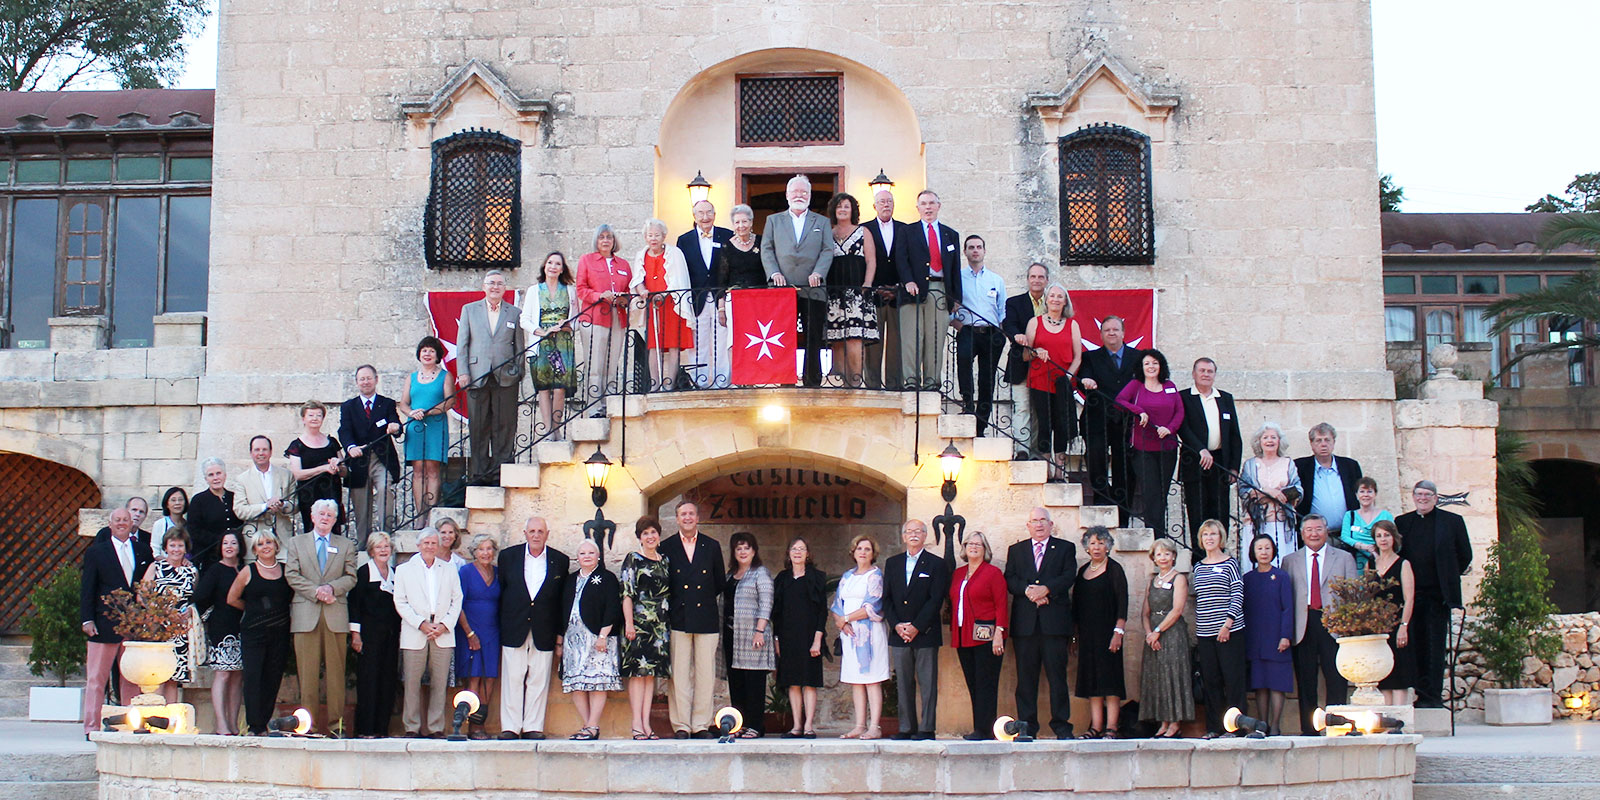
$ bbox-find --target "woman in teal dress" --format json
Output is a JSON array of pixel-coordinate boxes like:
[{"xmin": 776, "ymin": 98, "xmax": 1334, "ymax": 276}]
[
  {"xmin": 399, "ymin": 336, "xmax": 453, "ymax": 517},
  {"xmin": 522, "ymin": 251, "xmax": 579, "ymax": 440},
  {"xmin": 621, "ymin": 515, "xmax": 672, "ymax": 739},
  {"xmin": 1341, "ymin": 477, "xmax": 1393, "ymax": 572}
]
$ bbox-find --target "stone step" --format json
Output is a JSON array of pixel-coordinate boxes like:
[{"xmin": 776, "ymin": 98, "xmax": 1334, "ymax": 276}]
[
  {"xmin": 0, "ymin": 645, "xmax": 27, "ymax": 665},
  {"xmin": 0, "ymin": 781, "xmax": 95, "ymax": 800},
  {"xmin": 1415, "ymin": 784, "xmax": 1600, "ymax": 800},
  {"xmin": 1416, "ymin": 754, "xmax": 1600, "ymax": 784},
  {"xmin": 0, "ymin": 752, "xmax": 96, "ymax": 783},
  {"xmin": 0, "ymin": 696, "xmax": 26, "ymax": 719}
]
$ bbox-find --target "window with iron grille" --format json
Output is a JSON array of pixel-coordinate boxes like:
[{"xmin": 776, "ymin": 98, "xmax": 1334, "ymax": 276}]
[
  {"xmin": 737, "ymin": 74, "xmax": 842, "ymax": 147},
  {"xmin": 424, "ymin": 129, "xmax": 521, "ymax": 270},
  {"xmin": 1058, "ymin": 123, "xmax": 1154, "ymax": 266}
]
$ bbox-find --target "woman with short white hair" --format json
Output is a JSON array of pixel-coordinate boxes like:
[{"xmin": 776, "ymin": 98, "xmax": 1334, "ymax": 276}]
[
  {"xmin": 1237, "ymin": 422, "xmax": 1303, "ymax": 566},
  {"xmin": 187, "ymin": 456, "xmax": 243, "ymax": 566},
  {"xmin": 631, "ymin": 218, "xmax": 694, "ymax": 392}
]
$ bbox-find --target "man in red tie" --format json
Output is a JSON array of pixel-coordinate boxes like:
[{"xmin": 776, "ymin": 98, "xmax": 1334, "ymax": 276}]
[
  {"xmin": 891, "ymin": 190, "xmax": 962, "ymax": 390},
  {"xmin": 1002, "ymin": 507, "xmax": 1077, "ymax": 738},
  {"xmin": 1283, "ymin": 515, "xmax": 1357, "ymax": 734}
]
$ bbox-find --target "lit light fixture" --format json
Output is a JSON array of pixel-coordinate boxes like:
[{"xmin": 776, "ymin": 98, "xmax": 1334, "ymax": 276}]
[
  {"xmin": 931, "ymin": 442, "xmax": 967, "ymax": 564},
  {"xmin": 938, "ymin": 443, "xmax": 965, "ymax": 503},
  {"xmin": 268, "ymin": 708, "xmax": 313, "ymax": 737},
  {"xmin": 868, "ymin": 169, "xmax": 894, "ymax": 196},
  {"xmin": 759, "ymin": 403, "xmax": 788, "ymax": 424},
  {"xmin": 102, "ymin": 708, "xmax": 144, "ymax": 733},
  {"xmin": 715, "ymin": 706, "xmax": 745, "ymax": 743},
  {"xmin": 687, "ymin": 171, "xmax": 712, "ymax": 204},
  {"xmin": 584, "ymin": 447, "xmax": 613, "ymax": 507},
  {"xmin": 1563, "ymin": 692, "xmax": 1589, "ymax": 710},
  {"xmin": 1223, "ymin": 707, "xmax": 1268, "ymax": 739},
  {"xmin": 992, "ymin": 715, "xmax": 1034, "ymax": 743},
  {"xmin": 448, "ymin": 690, "xmax": 482, "ymax": 741}
]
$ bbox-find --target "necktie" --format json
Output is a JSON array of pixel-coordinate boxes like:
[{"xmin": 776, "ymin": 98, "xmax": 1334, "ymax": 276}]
[
  {"xmin": 1309, "ymin": 552, "xmax": 1322, "ymax": 610},
  {"xmin": 118, "ymin": 540, "xmax": 133, "ymax": 585},
  {"xmin": 364, "ymin": 398, "xmax": 372, "ymax": 416},
  {"xmin": 1112, "ymin": 349, "xmax": 1121, "ymax": 371},
  {"xmin": 1033, "ymin": 540, "xmax": 1045, "ymax": 570},
  {"xmin": 317, "ymin": 536, "xmax": 329, "ymax": 574},
  {"xmin": 925, "ymin": 223, "xmax": 940, "ymax": 275}
]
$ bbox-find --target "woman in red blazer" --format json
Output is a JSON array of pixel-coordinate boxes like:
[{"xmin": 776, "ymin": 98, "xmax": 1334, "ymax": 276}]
[{"xmin": 949, "ymin": 531, "xmax": 1010, "ymax": 740}]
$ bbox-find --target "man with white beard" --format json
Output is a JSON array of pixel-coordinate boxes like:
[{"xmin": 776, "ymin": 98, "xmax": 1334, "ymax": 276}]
[{"xmin": 760, "ymin": 174, "xmax": 835, "ymax": 386}]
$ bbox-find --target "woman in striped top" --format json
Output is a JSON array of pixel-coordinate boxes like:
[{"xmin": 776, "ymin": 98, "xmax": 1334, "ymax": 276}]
[{"xmin": 1191, "ymin": 519, "xmax": 1248, "ymax": 738}]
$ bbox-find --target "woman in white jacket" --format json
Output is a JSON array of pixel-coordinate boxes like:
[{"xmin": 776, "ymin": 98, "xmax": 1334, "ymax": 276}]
[
  {"xmin": 631, "ymin": 219, "xmax": 694, "ymax": 392},
  {"xmin": 521, "ymin": 251, "xmax": 580, "ymax": 439},
  {"xmin": 393, "ymin": 527, "xmax": 463, "ymax": 737}
]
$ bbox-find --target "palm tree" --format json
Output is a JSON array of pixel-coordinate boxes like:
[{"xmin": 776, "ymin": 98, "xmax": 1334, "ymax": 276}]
[{"xmin": 1484, "ymin": 213, "xmax": 1600, "ymax": 378}]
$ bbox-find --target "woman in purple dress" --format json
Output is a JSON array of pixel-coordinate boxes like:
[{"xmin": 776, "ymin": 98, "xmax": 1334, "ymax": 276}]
[
  {"xmin": 1115, "ymin": 349, "xmax": 1184, "ymax": 532},
  {"xmin": 1241, "ymin": 534, "xmax": 1294, "ymax": 735}
]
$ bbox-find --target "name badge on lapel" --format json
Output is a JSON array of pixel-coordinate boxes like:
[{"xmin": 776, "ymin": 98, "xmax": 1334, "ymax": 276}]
[
  {"xmin": 506, "ymin": 321, "xmax": 516, "ymax": 329},
  {"xmin": 1222, "ymin": 412, "xmax": 1232, "ymax": 419},
  {"xmin": 711, "ymin": 241, "xmax": 721, "ymax": 248},
  {"xmin": 326, "ymin": 546, "xmax": 339, "ymax": 554},
  {"xmin": 1164, "ymin": 387, "xmax": 1176, "ymax": 393},
  {"xmin": 945, "ymin": 244, "xmax": 956, "ymax": 252}
]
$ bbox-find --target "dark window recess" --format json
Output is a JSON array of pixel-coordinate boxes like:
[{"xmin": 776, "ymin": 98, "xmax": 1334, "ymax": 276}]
[
  {"xmin": 424, "ymin": 128, "xmax": 521, "ymax": 270},
  {"xmin": 1383, "ymin": 275, "xmax": 1416, "ymax": 295},
  {"xmin": 165, "ymin": 196, "xmax": 211, "ymax": 313},
  {"xmin": 1420, "ymin": 275, "xmax": 1456, "ymax": 294},
  {"xmin": 1058, "ymin": 123, "xmax": 1155, "ymax": 266},
  {"xmin": 1505, "ymin": 275, "xmax": 1541, "ymax": 294},
  {"xmin": 10, "ymin": 198, "xmax": 58, "ymax": 348},
  {"xmin": 111, "ymin": 197, "xmax": 161, "ymax": 347},
  {"xmin": 1463, "ymin": 275, "xmax": 1497, "ymax": 295},
  {"xmin": 737, "ymin": 75, "xmax": 842, "ymax": 146}
]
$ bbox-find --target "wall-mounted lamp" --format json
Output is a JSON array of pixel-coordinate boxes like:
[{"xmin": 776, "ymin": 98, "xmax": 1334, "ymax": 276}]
[
  {"xmin": 687, "ymin": 171, "xmax": 712, "ymax": 205},
  {"xmin": 938, "ymin": 442, "xmax": 965, "ymax": 503},
  {"xmin": 932, "ymin": 443, "xmax": 967, "ymax": 563},
  {"xmin": 583, "ymin": 446, "xmax": 618, "ymax": 559},
  {"xmin": 868, "ymin": 169, "xmax": 894, "ymax": 197}
]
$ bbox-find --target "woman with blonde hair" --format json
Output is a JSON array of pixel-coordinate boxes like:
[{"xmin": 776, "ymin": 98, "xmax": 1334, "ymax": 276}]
[
  {"xmin": 1237, "ymin": 422, "xmax": 1302, "ymax": 566},
  {"xmin": 631, "ymin": 218, "xmax": 693, "ymax": 392},
  {"xmin": 1139, "ymin": 539, "xmax": 1193, "ymax": 738},
  {"xmin": 832, "ymin": 534, "xmax": 888, "ymax": 739}
]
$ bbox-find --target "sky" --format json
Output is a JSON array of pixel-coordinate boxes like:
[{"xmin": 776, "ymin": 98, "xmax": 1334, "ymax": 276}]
[{"xmin": 171, "ymin": 0, "xmax": 1596, "ymax": 214}]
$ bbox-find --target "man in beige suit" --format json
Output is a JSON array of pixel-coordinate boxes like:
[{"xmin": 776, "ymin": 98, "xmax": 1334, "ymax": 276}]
[
  {"xmin": 1282, "ymin": 515, "xmax": 1357, "ymax": 735},
  {"xmin": 456, "ymin": 270, "xmax": 525, "ymax": 486},
  {"xmin": 233, "ymin": 434, "xmax": 297, "ymax": 550},
  {"xmin": 284, "ymin": 499, "xmax": 359, "ymax": 735},
  {"xmin": 394, "ymin": 527, "xmax": 463, "ymax": 737},
  {"xmin": 759, "ymin": 175, "xmax": 834, "ymax": 387}
]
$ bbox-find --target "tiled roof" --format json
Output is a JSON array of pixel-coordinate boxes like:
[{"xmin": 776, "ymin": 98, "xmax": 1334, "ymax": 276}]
[
  {"xmin": 0, "ymin": 89, "xmax": 214, "ymax": 134},
  {"xmin": 1381, "ymin": 212, "xmax": 1592, "ymax": 255}
]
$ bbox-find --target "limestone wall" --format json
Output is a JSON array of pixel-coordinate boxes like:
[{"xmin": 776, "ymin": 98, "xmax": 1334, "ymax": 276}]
[{"xmin": 1451, "ymin": 612, "xmax": 1600, "ymax": 723}]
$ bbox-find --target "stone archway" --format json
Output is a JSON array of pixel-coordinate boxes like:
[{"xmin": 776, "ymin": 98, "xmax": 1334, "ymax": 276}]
[{"xmin": 0, "ymin": 452, "xmax": 101, "ymax": 632}]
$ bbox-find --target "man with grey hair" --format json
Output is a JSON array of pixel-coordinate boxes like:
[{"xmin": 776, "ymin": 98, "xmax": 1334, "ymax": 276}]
[
  {"xmin": 676, "ymin": 199, "xmax": 733, "ymax": 387},
  {"xmin": 1395, "ymin": 480, "xmax": 1473, "ymax": 708},
  {"xmin": 394, "ymin": 525, "xmax": 463, "ymax": 737},
  {"xmin": 93, "ymin": 495, "xmax": 153, "ymax": 550},
  {"xmin": 1293, "ymin": 422, "xmax": 1363, "ymax": 536},
  {"xmin": 883, "ymin": 518, "xmax": 949, "ymax": 739},
  {"xmin": 892, "ymin": 189, "xmax": 961, "ymax": 389},
  {"xmin": 340, "ymin": 365, "xmax": 402, "ymax": 548},
  {"xmin": 760, "ymin": 175, "xmax": 834, "ymax": 386},
  {"xmin": 497, "ymin": 516, "xmax": 569, "ymax": 739},
  {"xmin": 456, "ymin": 270, "xmax": 525, "ymax": 485},
  {"xmin": 284, "ymin": 498, "xmax": 359, "ymax": 735},
  {"xmin": 864, "ymin": 189, "xmax": 908, "ymax": 389},
  {"xmin": 1003, "ymin": 507, "xmax": 1077, "ymax": 738}
]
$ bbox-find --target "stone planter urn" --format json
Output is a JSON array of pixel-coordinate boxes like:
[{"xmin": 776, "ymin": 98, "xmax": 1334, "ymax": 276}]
[
  {"xmin": 1335, "ymin": 634, "xmax": 1394, "ymax": 705},
  {"xmin": 1484, "ymin": 687, "xmax": 1553, "ymax": 726},
  {"xmin": 119, "ymin": 640, "xmax": 178, "ymax": 706}
]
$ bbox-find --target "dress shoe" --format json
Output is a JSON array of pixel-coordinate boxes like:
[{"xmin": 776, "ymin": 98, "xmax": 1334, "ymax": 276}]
[
  {"xmin": 673, "ymin": 730, "xmax": 691, "ymax": 739},
  {"xmin": 497, "ymin": 731, "xmax": 521, "ymax": 740},
  {"xmin": 520, "ymin": 731, "xmax": 546, "ymax": 740},
  {"xmin": 403, "ymin": 731, "xmax": 420, "ymax": 738},
  {"xmin": 963, "ymin": 732, "xmax": 989, "ymax": 741},
  {"xmin": 890, "ymin": 732, "xmax": 914, "ymax": 741},
  {"xmin": 692, "ymin": 729, "xmax": 718, "ymax": 739},
  {"xmin": 912, "ymin": 731, "xmax": 935, "ymax": 741}
]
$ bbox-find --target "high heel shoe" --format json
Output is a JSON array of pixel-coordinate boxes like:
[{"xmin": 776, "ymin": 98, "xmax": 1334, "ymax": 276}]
[{"xmin": 839, "ymin": 727, "xmax": 865, "ymax": 739}]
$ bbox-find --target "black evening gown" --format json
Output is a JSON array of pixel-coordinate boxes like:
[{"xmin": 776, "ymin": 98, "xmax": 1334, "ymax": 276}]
[
  {"xmin": 1071, "ymin": 559, "xmax": 1129, "ymax": 698},
  {"xmin": 186, "ymin": 488, "xmax": 241, "ymax": 566},
  {"xmin": 1377, "ymin": 557, "xmax": 1418, "ymax": 691}
]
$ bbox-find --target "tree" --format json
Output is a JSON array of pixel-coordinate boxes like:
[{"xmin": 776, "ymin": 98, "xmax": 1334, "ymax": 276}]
[
  {"xmin": 1379, "ymin": 173, "xmax": 1404, "ymax": 212},
  {"xmin": 1484, "ymin": 214, "xmax": 1600, "ymax": 377},
  {"xmin": 1525, "ymin": 172, "xmax": 1600, "ymax": 213},
  {"xmin": 23, "ymin": 566, "xmax": 85, "ymax": 686},
  {"xmin": 0, "ymin": 0, "xmax": 209, "ymax": 91},
  {"xmin": 1471, "ymin": 524, "xmax": 1560, "ymax": 688}
]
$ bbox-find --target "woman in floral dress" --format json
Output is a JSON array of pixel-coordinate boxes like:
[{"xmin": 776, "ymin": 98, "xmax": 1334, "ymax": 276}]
[
  {"xmin": 621, "ymin": 515, "xmax": 672, "ymax": 739},
  {"xmin": 141, "ymin": 528, "xmax": 200, "ymax": 703}
]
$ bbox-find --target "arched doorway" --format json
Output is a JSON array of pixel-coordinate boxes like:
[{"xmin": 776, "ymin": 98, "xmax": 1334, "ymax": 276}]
[
  {"xmin": 1530, "ymin": 458, "xmax": 1600, "ymax": 612},
  {"xmin": 654, "ymin": 48, "xmax": 925, "ymax": 235},
  {"xmin": 0, "ymin": 452, "xmax": 102, "ymax": 632},
  {"xmin": 652, "ymin": 462, "xmax": 908, "ymax": 732}
]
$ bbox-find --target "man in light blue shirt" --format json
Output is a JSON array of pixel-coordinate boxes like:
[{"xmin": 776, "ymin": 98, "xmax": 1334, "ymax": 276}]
[
  {"xmin": 1293, "ymin": 422, "xmax": 1362, "ymax": 537},
  {"xmin": 952, "ymin": 235, "xmax": 1007, "ymax": 435}
]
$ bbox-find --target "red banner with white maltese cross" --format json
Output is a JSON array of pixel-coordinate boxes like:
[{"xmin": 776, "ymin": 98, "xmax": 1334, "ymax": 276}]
[{"xmin": 729, "ymin": 288, "xmax": 798, "ymax": 386}]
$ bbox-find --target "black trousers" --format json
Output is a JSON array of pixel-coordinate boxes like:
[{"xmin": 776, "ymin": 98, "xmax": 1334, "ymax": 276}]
[
  {"xmin": 467, "ymin": 382, "xmax": 517, "ymax": 483},
  {"xmin": 1085, "ymin": 416, "xmax": 1134, "ymax": 523},
  {"xmin": 1134, "ymin": 448, "xmax": 1179, "ymax": 534},
  {"xmin": 242, "ymin": 626, "xmax": 291, "ymax": 734},
  {"xmin": 1412, "ymin": 590, "xmax": 1452, "ymax": 707},
  {"xmin": 727, "ymin": 668, "xmax": 769, "ymax": 734},
  {"xmin": 1012, "ymin": 633, "xmax": 1073, "ymax": 738},
  {"xmin": 956, "ymin": 644, "xmax": 1003, "ymax": 738},
  {"xmin": 354, "ymin": 625, "xmax": 401, "ymax": 737},
  {"xmin": 1182, "ymin": 460, "xmax": 1232, "ymax": 552},
  {"xmin": 798, "ymin": 298, "xmax": 827, "ymax": 387},
  {"xmin": 1195, "ymin": 634, "xmax": 1248, "ymax": 734},
  {"xmin": 1294, "ymin": 609, "xmax": 1349, "ymax": 734},
  {"xmin": 1029, "ymin": 387, "xmax": 1077, "ymax": 455},
  {"xmin": 955, "ymin": 326, "xmax": 1004, "ymax": 435}
]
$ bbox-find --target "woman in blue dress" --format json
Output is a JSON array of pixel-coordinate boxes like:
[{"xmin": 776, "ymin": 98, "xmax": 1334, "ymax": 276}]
[
  {"xmin": 399, "ymin": 336, "xmax": 454, "ymax": 518},
  {"xmin": 454, "ymin": 534, "xmax": 501, "ymax": 739},
  {"xmin": 1242, "ymin": 534, "xmax": 1295, "ymax": 736}
]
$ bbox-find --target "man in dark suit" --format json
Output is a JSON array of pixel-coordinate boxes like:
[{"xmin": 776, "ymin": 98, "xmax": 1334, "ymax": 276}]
[
  {"xmin": 892, "ymin": 189, "xmax": 961, "ymax": 389},
  {"xmin": 497, "ymin": 516, "xmax": 569, "ymax": 739},
  {"xmin": 676, "ymin": 200, "xmax": 734, "ymax": 388},
  {"xmin": 1294, "ymin": 423, "xmax": 1363, "ymax": 537},
  {"xmin": 92, "ymin": 496, "xmax": 151, "ymax": 551},
  {"xmin": 80, "ymin": 508, "xmax": 153, "ymax": 735},
  {"xmin": 455, "ymin": 270, "xmax": 525, "ymax": 485},
  {"xmin": 1177, "ymin": 357, "xmax": 1244, "ymax": 551},
  {"xmin": 660, "ymin": 501, "xmax": 726, "ymax": 738},
  {"xmin": 760, "ymin": 175, "xmax": 835, "ymax": 387},
  {"xmin": 1076, "ymin": 316, "xmax": 1142, "ymax": 521},
  {"xmin": 339, "ymin": 365, "xmax": 402, "ymax": 548},
  {"xmin": 1395, "ymin": 480, "xmax": 1474, "ymax": 708},
  {"xmin": 1282, "ymin": 515, "xmax": 1358, "ymax": 734},
  {"xmin": 882, "ymin": 519, "xmax": 950, "ymax": 740},
  {"xmin": 1002, "ymin": 263, "xmax": 1049, "ymax": 454},
  {"xmin": 1003, "ymin": 507, "xmax": 1076, "ymax": 738},
  {"xmin": 863, "ymin": 190, "xmax": 908, "ymax": 389}
]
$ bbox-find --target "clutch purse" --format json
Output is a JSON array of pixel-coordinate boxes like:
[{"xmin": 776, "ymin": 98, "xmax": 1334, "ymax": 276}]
[{"xmin": 972, "ymin": 620, "xmax": 996, "ymax": 641}]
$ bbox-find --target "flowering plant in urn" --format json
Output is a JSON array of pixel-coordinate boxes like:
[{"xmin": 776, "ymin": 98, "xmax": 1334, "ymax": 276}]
[
  {"xmin": 1323, "ymin": 573, "xmax": 1401, "ymax": 705},
  {"xmin": 103, "ymin": 587, "xmax": 191, "ymax": 704}
]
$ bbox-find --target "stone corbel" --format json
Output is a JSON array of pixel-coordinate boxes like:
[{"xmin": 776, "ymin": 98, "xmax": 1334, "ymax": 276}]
[
  {"xmin": 400, "ymin": 59, "xmax": 553, "ymax": 146},
  {"xmin": 1027, "ymin": 50, "xmax": 1179, "ymax": 141}
]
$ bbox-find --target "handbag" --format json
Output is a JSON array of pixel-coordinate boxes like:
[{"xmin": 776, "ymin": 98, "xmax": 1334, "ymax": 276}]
[
  {"xmin": 1004, "ymin": 342, "xmax": 1030, "ymax": 385},
  {"xmin": 972, "ymin": 620, "xmax": 996, "ymax": 642}
]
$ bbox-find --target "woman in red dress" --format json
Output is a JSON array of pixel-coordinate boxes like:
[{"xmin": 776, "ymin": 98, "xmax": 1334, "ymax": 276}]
[
  {"xmin": 1025, "ymin": 285, "xmax": 1083, "ymax": 480},
  {"xmin": 630, "ymin": 219, "xmax": 693, "ymax": 392}
]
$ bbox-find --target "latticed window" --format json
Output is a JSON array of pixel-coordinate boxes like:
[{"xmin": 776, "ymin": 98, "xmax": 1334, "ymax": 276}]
[
  {"xmin": 1058, "ymin": 123, "xmax": 1154, "ymax": 266},
  {"xmin": 61, "ymin": 197, "xmax": 108, "ymax": 314},
  {"xmin": 425, "ymin": 129, "xmax": 521, "ymax": 270},
  {"xmin": 737, "ymin": 74, "xmax": 842, "ymax": 147}
]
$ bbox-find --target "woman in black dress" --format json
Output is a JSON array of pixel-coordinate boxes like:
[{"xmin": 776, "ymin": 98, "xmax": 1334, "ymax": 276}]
[
  {"xmin": 771, "ymin": 537, "xmax": 827, "ymax": 738},
  {"xmin": 228, "ymin": 531, "xmax": 294, "ymax": 735},
  {"xmin": 823, "ymin": 193, "xmax": 878, "ymax": 388},
  {"xmin": 187, "ymin": 457, "xmax": 243, "ymax": 566},
  {"xmin": 1371, "ymin": 519, "xmax": 1417, "ymax": 705},
  {"xmin": 1071, "ymin": 526, "xmax": 1128, "ymax": 739},
  {"xmin": 350, "ymin": 532, "xmax": 402, "ymax": 738},
  {"xmin": 713, "ymin": 203, "xmax": 767, "ymax": 367},
  {"xmin": 195, "ymin": 530, "xmax": 245, "ymax": 734},
  {"xmin": 285, "ymin": 400, "xmax": 345, "ymax": 534}
]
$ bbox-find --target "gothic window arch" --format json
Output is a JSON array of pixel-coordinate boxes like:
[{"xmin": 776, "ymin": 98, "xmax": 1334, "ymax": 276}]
[
  {"xmin": 1058, "ymin": 123, "xmax": 1154, "ymax": 266},
  {"xmin": 424, "ymin": 128, "xmax": 520, "ymax": 270}
]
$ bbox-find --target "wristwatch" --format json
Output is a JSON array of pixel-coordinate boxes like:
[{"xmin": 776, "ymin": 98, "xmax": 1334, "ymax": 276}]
[{"xmin": 1113, "ymin": 627, "xmax": 1125, "ymax": 635}]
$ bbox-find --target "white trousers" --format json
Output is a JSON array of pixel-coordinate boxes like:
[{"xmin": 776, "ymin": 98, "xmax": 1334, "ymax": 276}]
[
  {"xmin": 500, "ymin": 639, "xmax": 554, "ymax": 734},
  {"xmin": 585, "ymin": 323, "xmax": 628, "ymax": 404},
  {"xmin": 688, "ymin": 300, "xmax": 729, "ymax": 388}
]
